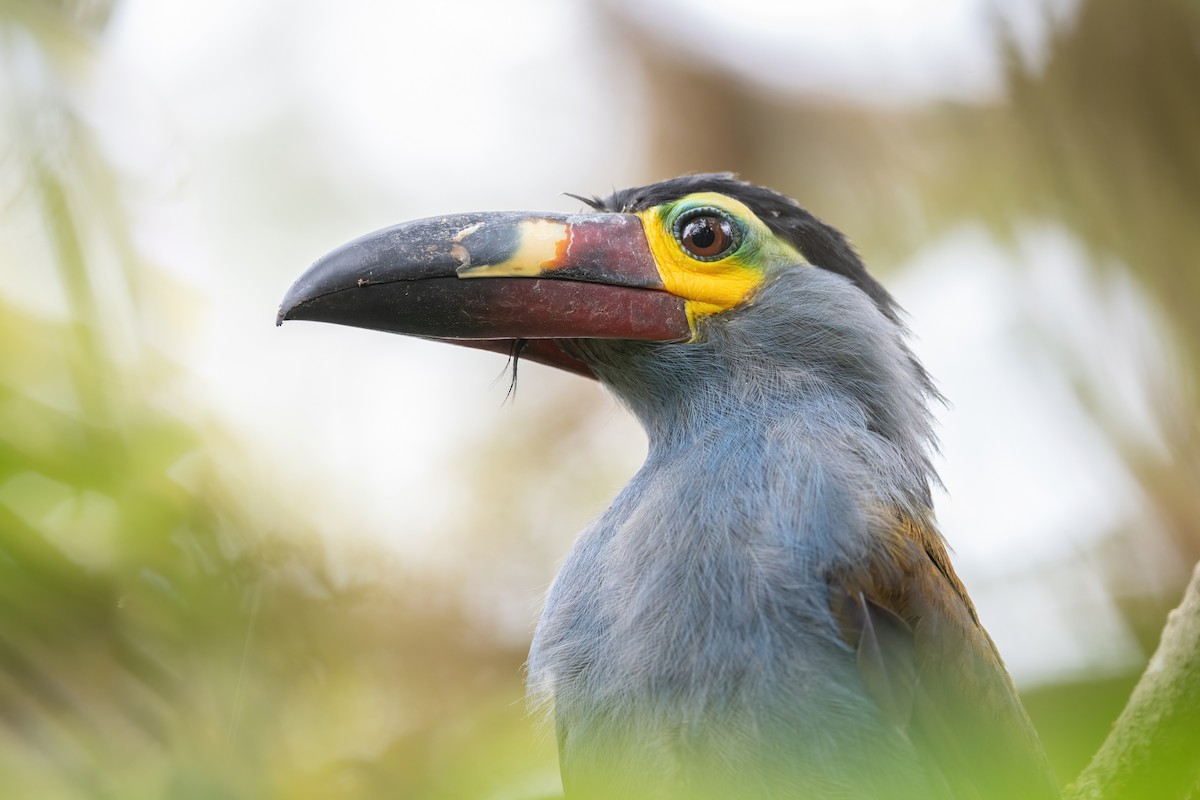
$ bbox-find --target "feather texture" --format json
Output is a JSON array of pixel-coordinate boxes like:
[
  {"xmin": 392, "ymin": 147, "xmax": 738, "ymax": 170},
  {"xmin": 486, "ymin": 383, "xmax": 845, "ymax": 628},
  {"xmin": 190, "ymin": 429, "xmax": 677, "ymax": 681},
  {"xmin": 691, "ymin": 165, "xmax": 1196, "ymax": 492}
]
[
  {"xmin": 529, "ymin": 177, "xmax": 1058, "ymax": 799},
  {"xmin": 833, "ymin": 515, "xmax": 1058, "ymax": 799}
]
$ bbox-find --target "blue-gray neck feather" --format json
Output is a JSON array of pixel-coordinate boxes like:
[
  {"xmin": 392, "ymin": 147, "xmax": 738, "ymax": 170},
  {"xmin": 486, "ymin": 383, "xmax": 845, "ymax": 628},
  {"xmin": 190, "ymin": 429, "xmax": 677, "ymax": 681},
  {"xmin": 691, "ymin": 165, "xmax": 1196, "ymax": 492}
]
[{"xmin": 529, "ymin": 266, "xmax": 942, "ymax": 798}]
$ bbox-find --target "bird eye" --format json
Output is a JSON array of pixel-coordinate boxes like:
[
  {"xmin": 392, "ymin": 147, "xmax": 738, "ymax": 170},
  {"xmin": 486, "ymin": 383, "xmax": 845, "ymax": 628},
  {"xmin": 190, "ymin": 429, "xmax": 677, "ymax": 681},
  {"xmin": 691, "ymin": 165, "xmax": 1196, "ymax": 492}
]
[{"xmin": 674, "ymin": 210, "xmax": 740, "ymax": 261}]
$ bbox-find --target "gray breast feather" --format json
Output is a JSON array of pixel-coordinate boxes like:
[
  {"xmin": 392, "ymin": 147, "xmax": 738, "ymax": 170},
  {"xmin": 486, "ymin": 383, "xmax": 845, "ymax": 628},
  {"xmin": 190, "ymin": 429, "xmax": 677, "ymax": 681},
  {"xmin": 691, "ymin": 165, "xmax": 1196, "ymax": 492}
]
[{"xmin": 528, "ymin": 268, "xmax": 943, "ymax": 798}]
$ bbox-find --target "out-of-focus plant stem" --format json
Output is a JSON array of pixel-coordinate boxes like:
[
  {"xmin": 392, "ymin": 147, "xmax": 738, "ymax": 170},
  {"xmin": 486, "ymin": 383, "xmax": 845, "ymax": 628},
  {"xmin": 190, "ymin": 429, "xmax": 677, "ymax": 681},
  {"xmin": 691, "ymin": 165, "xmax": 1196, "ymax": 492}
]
[{"xmin": 1067, "ymin": 562, "xmax": 1200, "ymax": 800}]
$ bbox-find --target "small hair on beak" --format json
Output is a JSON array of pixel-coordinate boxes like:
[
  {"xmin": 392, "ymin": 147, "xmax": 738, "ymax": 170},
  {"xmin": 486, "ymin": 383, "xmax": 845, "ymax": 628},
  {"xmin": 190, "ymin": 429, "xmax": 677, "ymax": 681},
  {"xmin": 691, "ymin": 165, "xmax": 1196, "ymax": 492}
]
[{"xmin": 503, "ymin": 338, "xmax": 530, "ymax": 402}]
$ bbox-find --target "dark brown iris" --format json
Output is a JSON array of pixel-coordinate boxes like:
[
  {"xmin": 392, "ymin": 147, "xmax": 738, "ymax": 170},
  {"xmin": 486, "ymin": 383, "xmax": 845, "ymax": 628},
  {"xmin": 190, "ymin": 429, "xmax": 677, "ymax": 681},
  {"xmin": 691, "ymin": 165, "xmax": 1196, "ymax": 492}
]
[{"xmin": 678, "ymin": 213, "xmax": 737, "ymax": 260}]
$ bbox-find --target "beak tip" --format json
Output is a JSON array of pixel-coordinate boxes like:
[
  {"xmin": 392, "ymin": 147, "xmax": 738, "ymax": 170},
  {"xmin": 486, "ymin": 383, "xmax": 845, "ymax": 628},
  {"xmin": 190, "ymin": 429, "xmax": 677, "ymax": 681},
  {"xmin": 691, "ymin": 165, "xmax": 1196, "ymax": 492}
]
[
  {"xmin": 277, "ymin": 293, "xmax": 301, "ymax": 327},
  {"xmin": 278, "ymin": 276, "xmax": 321, "ymax": 327}
]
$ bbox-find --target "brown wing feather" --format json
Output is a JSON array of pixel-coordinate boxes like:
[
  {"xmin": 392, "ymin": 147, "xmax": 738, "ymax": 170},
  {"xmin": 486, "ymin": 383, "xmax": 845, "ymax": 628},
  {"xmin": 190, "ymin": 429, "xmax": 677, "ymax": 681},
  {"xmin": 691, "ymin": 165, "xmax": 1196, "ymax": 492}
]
[{"xmin": 833, "ymin": 513, "xmax": 1060, "ymax": 800}]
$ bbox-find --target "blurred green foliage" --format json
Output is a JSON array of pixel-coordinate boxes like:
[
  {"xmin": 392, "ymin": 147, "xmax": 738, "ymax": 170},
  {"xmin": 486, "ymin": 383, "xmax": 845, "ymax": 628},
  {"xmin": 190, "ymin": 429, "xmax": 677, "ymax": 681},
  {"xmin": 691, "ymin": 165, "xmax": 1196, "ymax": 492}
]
[
  {"xmin": 3, "ymin": 0, "xmax": 1199, "ymax": 797},
  {"xmin": 0, "ymin": 4, "xmax": 555, "ymax": 798}
]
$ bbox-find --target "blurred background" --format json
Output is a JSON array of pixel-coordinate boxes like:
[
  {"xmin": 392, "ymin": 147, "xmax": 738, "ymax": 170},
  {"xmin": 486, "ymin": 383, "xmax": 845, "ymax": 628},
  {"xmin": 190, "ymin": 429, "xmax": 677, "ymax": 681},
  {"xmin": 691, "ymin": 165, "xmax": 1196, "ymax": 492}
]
[{"xmin": 2, "ymin": 0, "xmax": 1198, "ymax": 796}]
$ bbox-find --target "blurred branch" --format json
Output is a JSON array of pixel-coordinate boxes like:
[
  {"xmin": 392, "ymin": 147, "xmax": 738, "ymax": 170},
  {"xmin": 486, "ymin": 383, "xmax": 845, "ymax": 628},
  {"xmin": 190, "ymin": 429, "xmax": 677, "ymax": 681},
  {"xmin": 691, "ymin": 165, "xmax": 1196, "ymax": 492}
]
[{"xmin": 1067, "ymin": 561, "xmax": 1200, "ymax": 800}]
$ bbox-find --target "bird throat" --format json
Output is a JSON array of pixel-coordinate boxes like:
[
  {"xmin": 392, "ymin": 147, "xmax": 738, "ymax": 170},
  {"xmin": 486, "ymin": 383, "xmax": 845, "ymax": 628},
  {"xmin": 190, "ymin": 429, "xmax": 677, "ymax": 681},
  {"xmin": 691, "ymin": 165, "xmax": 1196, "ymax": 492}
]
[{"xmin": 529, "ymin": 269, "xmax": 940, "ymax": 798}]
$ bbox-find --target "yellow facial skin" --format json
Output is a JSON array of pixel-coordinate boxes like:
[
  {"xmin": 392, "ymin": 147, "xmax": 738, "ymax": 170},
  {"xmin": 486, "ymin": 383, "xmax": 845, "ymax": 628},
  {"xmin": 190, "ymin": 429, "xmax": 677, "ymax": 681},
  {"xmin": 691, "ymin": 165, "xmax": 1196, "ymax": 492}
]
[{"xmin": 636, "ymin": 192, "xmax": 807, "ymax": 334}]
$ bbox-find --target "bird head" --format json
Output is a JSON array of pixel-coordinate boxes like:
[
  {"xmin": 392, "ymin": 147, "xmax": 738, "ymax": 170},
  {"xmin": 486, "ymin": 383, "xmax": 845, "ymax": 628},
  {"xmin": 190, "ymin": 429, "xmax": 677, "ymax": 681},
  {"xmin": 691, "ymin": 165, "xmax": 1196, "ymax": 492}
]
[{"xmin": 279, "ymin": 173, "xmax": 933, "ymax": 453}]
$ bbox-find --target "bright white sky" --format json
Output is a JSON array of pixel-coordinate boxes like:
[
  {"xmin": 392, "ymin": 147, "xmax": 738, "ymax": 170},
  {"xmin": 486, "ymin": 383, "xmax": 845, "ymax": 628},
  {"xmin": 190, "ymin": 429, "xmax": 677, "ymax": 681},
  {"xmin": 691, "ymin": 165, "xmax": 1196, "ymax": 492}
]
[
  {"xmin": 612, "ymin": 0, "xmax": 1067, "ymax": 102},
  {"xmin": 57, "ymin": 0, "xmax": 1152, "ymax": 683}
]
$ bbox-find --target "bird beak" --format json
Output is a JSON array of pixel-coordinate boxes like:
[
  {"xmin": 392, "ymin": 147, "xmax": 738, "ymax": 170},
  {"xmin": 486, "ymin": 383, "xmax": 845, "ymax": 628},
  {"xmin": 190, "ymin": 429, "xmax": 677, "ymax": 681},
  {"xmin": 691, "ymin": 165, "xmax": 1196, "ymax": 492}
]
[{"xmin": 277, "ymin": 211, "xmax": 691, "ymax": 378}]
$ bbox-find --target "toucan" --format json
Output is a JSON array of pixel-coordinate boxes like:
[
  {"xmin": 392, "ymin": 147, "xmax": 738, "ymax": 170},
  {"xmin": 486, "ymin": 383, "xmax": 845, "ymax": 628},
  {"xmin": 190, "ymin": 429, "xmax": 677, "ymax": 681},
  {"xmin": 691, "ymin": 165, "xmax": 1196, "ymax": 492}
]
[{"xmin": 279, "ymin": 174, "xmax": 1058, "ymax": 800}]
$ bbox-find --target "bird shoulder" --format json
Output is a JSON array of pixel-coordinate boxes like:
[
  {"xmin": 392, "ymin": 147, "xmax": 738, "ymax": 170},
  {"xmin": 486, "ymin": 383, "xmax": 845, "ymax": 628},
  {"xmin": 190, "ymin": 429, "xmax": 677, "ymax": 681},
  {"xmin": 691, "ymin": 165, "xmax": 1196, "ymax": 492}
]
[{"xmin": 829, "ymin": 512, "xmax": 1060, "ymax": 800}]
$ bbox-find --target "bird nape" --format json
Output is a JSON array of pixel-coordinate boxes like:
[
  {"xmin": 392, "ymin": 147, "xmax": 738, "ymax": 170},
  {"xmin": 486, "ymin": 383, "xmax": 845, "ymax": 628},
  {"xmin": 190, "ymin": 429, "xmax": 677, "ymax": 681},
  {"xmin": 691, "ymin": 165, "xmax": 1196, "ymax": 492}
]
[{"xmin": 278, "ymin": 173, "xmax": 1060, "ymax": 800}]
